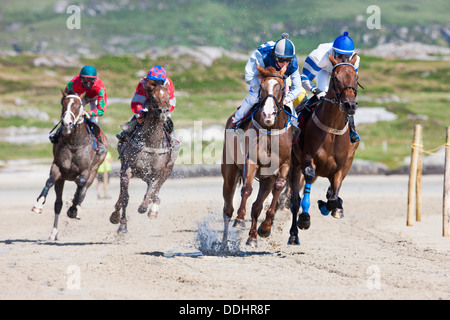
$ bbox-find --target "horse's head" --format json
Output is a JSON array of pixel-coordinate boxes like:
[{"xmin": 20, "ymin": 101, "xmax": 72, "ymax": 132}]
[
  {"xmin": 256, "ymin": 64, "xmax": 287, "ymax": 127},
  {"xmin": 328, "ymin": 54, "xmax": 359, "ymax": 116},
  {"xmin": 60, "ymin": 90, "xmax": 85, "ymax": 135},
  {"xmin": 145, "ymin": 82, "xmax": 171, "ymax": 122}
]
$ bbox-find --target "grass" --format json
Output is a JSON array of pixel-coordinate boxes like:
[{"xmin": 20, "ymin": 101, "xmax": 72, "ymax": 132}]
[{"xmin": 0, "ymin": 52, "xmax": 449, "ymax": 170}]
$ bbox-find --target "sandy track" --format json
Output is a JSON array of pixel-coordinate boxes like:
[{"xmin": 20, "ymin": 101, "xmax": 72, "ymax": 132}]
[{"xmin": 0, "ymin": 167, "xmax": 449, "ymax": 300}]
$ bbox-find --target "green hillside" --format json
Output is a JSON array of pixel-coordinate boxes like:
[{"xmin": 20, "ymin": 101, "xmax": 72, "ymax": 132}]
[
  {"xmin": 1, "ymin": 0, "xmax": 449, "ymax": 55},
  {"xmin": 0, "ymin": 52, "xmax": 449, "ymax": 169}
]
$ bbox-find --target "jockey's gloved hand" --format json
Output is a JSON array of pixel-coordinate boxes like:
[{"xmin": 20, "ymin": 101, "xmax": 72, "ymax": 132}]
[
  {"xmin": 312, "ymin": 88, "xmax": 326, "ymax": 99},
  {"xmin": 82, "ymin": 110, "xmax": 91, "ymax": 119}
]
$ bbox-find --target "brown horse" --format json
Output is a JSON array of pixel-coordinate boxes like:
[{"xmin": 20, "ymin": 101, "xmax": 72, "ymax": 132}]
[
  {"xmin": 31, "ymin": 91, "xmax": 108, "ymax": 240},
  {"xmin": 222, "ymin": 64, "xmax": 294, "ymax": 247},
  {"xmin": 288, "ymin": 54, "xmax": 360, "ymax": 245},
  {"xmin": 110, "ymin": 83, "xmax": 178, "ymax": 233}
]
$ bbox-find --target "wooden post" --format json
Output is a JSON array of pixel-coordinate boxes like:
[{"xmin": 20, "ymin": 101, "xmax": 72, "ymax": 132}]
[
  {"xmin": 443, "ymin": 126, "xmax": 450, "ymax": 237},
  {"xmin": 407, "ymin": 124, "xmax": 421, "ymax": 227},
  {"xmin": 416, "ymin": 126, "xmax": 423, "ymax": 222}
]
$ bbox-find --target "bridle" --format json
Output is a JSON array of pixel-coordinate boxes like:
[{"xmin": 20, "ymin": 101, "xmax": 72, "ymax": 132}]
[
  {"xmin": 322, "ymin": 62, "xmax": 363, "ymax": 109},
  {"xmin": 146, "ymin": 86, "xmax": 171, "ymax": 119},
  {"xmin": 251, "ymin": 73, "xmax": 293, "ymax": 135},
  {"xmin": 257, "ymin": 73, "xmax": 286, "ymax": 116},
  {"xmin": 62, "ymin": 95, "xmax": 84, "ymax": 126}
]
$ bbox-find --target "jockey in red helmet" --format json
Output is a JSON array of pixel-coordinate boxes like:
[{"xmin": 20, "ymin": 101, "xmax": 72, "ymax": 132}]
[{"xmin": 116, "ymin": 66, "xmax": 177, "ymax": 145}]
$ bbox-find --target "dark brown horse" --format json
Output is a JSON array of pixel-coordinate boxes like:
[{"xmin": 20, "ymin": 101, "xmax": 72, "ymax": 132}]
[
  {"xmin": 222, "ymin": 64, "xmax": 294, "ymax": 247},
  {"xmin": 288, "ymin": 54, "xmax": 360, "ymax": 245},
  {"xmin": 110, "ymin": 83, "xmax": 178, "ymax": 233},
  {"xmin": 31, "ymin": 91, "xmax": 108, "ymax": 240}
]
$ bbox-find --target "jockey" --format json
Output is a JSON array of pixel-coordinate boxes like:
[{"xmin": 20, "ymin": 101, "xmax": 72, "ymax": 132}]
[
  {"xmin": 300, "ymin": 31, "xmax": 361, "ymax": 143},
  {"xmin": 50, "ymin": 65, "xmax": 108, "ymax": 154},
  {"xmin": 116, "ymin": 66, "xmax": 177, "ymax": 144},
  {"xmin": 231, "ymin": 33, "xmax": 301, "ymax": 137}
]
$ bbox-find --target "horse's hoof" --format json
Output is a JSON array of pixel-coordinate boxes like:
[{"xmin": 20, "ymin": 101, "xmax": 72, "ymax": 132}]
[
  {"xmin": 257, "ymin": 225, "xmax": 271, "ymax": 238},
  {"xmin": 318, "ymin": 200, "xmax": 331, "ymax": 216},
  {"xmin": 31, "ymin": 206, "xmax": 42, "ymax": 214},
  {"xmin": 232, "ymin": 219, "xmax": 246, "ymax": 229},
  {"xmin": 67, "ymin": 207, "xmax": 78, "ymax": 219},
  {"xmin": 287, "ymin": 235, "xmax": 300, "ymax": 245},
  {"xmin": 246, "ymin": 237, "xmax": 258, "ymax": 247},
  {"xmin": 297, "ymin": 212, "xmax": 311, "ymax": 230},
  {"xmin": 138, "ymin": 206, "xmax": 147, "ymax": 214},
  {"xmin": 332, "ymin": 208, "xmax": 344, "ymax": 219},
  {"xmin": 110, "ymin": 213, "xmax": 120, "ymax": 224},
  {"xmin": 117, "ymin": 225, "xmax": 128, "ymax": 234},
  {"xmin": 48, "ymin": 228, "xmax": 58, "ymax": 241},
  {"xmin": 148, "ymin": 211, "xmax": 158, "ymax": 219}
]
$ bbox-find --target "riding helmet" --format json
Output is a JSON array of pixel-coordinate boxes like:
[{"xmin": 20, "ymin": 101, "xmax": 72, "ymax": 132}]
[
  {"xmin": 332, "ymin": 31, "xmax": 355, "ymax": 55},
  {"xmin": 146, "ymin": 66, "xmax": 167, "ymax": 81},
  {"xmin": 273, "ymin": 33, "xmax": 295, "ymax": 58},
  {"xmin": 80, "ymin": 65, "xmax": 97, "ymax": 78}
]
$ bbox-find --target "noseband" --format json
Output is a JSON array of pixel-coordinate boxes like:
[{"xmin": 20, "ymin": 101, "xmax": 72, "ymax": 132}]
[{"xmin": 62, "ymin": 95, "xmax": 84, "ymax": 126}]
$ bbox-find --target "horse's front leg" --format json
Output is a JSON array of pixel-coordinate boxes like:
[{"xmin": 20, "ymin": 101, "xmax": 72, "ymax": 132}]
[
  {"xmin": 259, "ymin": 163, "xmax": 290, "ymax": 239},
  {"xmin": 49, "ymin": 179, "xmax": 64, "ymax": 241},
  {"xmin": 234, "ymin": 159, "xmax": 257, "ymax": 229},
  {"xmin": 222, "ymin": 164, "xmax": 240, "ymax": 243},
  {"xmin": 319, "ymin": 172, "xmax": 344, "ymax": 219},
  {"xmin": 144, "ymin": 177, "xmax": 165, "ymax": 220},
  {"xmin": 288, "ymin": 154, "xmax": 302, "ymax": 245},
  {"xmin": 298, "ymin": 162, "xmax": 315, "ymax": 229},
  {"xmin": 67, "ymin": 172, "xmax": 89, "ymax": 219},
  {"xmin": 110, "ymin": 166, "xmax": 131, "ymax": 233},
  {"xmin": 246, "ymin": 177, "xmax": 274, "ymax": 247},
  {"xmin": 32, "ymin": 163, "xmax": 61, "ymax": 214}
]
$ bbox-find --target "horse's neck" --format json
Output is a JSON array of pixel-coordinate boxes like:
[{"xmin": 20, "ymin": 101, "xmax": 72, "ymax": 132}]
[
  {"xmin": 316, "ymin": 99, "xmax": 346, "ymax": 128},
  {"xmin": 141, "ymin": 117, "xmax": 165, "ymax": 147}
]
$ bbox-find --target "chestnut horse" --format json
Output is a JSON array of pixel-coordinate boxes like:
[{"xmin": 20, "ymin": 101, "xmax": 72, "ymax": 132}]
[
  {"xmin": 31, "ymin": 91, "xmax": 108, "ymax": 240},
  {"xmin": 110, "ymin": 83, "xmax": 178, "ymax": 233},
  {"xmin": 288, "ymin": 54, "xmax": 360, "ymax": 245},
  {"xmin": 222, "ymin": 64, "xmax": 294, "ymax": 247}
]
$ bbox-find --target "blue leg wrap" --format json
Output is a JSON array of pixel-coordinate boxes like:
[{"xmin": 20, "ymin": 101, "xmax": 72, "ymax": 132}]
[
  {"xmin": 300, "ymin": 183, "xmax": 311, "ymax": 213},
  {"xmin": 320, "ymin": 204, "xmax": 331, "ymax": 216}
]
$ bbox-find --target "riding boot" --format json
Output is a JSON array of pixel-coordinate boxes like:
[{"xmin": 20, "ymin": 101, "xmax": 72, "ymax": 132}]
[
  {"xmin": 97, "ymin": 134, "xmax": 106, "ymax": 155},
  {"xmin": 49, "ymin": 127, "xmax": 62, "ymax": 143},
  {"xmin": 348, "ymin": 115, "xmax": 360, "ymax": 143},
  {"xmin": 116, "ymin": 117, "xmax": 138, "ymax": 141}
]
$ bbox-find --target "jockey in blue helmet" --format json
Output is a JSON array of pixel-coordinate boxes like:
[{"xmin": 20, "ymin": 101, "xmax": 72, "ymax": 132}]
[
  {"xmin": 231, "ymin": 33, "xmax": 302, "ymax": 138},
  {"xmin": 300, "ymin": 31, "xmax": 361, "ymax": 143}
]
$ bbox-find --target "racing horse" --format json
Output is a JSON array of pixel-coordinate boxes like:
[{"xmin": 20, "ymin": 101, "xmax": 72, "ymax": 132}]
[
  {"xmin": 110, "ymin": 83, "xmax": 178, "ymax": 233},
  {"xmin": 288, "ymin": 54, "xmax": 360, "ymax": 245},
  {"xmin": 222, "ymin": 64, "xmax": 293, "ymax": 247},
  {"xmin": 31, "ymin": 91, "xmax": 108, "ymax": 240}
]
